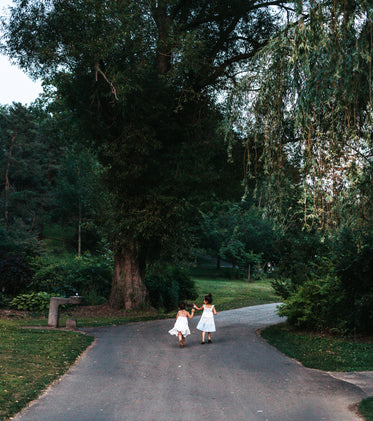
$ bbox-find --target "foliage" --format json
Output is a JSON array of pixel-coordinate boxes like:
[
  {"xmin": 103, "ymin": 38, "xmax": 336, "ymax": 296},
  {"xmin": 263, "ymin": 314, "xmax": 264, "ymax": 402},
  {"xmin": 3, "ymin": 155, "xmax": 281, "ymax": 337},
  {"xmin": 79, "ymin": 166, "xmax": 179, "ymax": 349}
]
[
  {"xmin": 198, "ymin": 201, "xmax": 276, "ymax": 275},
  {"xmin": 145, "ymin": 265, "xmax": 198, "ymax": 312},
  {"xmin": 2, "ymin": 0, "xmax": 286, "ymax": 308},
  {"xmin": 277, "ymin": 227, "xmax": 373, "ymax": 334},
  {"xmin": 0, "ymin": 103, "xmax": 64, "ymax": 236},
  {"xmin": 0, "ymin": 251, "xmax": 34, "ymax": 296},
  {"xmin": 274, "ymin": 230, "xmax": 331, "ymax": 287},
  {"xmin": 333, "ymin": 229, "xmax": 373, "ymax": 333},
  {"xmin": 10, "ymin": 292, "xmax": 54, "ymax": 312},
  {"xmin": 277, "ymin": 276, "xmax": 347, "ymax": 333},
  {"xmin": 223, "ymin": 0, "xmax": 373, "ymax": 334},
  {"xmin": 227, "ymin": 0, "xmax": 373, "ymax": 232},
  {"xmin": 30, "ymin": 253, "xmax": 112, "ymax": 303},
  {"xmin": 0, "ymin": 293, "xmax": 11, "ymax": 309}
]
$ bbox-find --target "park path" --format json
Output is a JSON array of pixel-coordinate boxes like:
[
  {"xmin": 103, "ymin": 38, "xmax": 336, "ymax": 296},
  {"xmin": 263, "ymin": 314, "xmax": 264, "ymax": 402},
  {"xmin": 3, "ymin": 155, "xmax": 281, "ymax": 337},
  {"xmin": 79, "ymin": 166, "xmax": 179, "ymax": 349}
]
[{"xmin": 12, "ymin": 304, "xmax": 367, "ymax": 421}]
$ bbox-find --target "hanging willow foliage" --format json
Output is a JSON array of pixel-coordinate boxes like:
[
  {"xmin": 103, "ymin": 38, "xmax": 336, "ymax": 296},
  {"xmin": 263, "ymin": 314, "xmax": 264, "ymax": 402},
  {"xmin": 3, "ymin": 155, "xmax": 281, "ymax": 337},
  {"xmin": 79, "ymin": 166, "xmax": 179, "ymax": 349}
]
[{"xmin": 227, "ymin": 0, "xmax": 373, "ymax": 232}]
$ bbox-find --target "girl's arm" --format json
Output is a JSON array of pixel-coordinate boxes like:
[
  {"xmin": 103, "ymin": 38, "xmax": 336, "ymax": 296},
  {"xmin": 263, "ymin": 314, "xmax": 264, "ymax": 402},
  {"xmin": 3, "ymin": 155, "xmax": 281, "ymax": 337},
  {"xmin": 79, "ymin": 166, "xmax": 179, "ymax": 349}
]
[
  {"xmin": 188, "ymin": 309, "xmax": 195, "ymax": 319},
  {"xmin": 213, "ymin": 306, "xmax": 217, "ymax": 315},
  {"xmin": 193, "ymin": 304, "xmax": 203, "ymax": 311}
]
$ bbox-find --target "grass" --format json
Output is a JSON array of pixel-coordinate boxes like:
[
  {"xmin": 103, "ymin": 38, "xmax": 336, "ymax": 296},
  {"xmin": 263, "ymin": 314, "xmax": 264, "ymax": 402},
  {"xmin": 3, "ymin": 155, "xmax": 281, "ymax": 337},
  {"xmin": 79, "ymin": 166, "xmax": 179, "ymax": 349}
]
[
  {"xmin": 190, "ymin": 256, "xmax": 279, "ymax": 311},
  {"xmin": 0, "ymin": 320, "xmax": 93, "ymax": 420},
  {"xmin": 360, "ymin": 398, "xmax": 373, "ymax": 421},
  {"xmin": 193, "ymin": 277, "xmax": 279, "ymax": 311},
  {"xmin": 260, "ymin": 323, "xmax": 373, "ymax": 372}
]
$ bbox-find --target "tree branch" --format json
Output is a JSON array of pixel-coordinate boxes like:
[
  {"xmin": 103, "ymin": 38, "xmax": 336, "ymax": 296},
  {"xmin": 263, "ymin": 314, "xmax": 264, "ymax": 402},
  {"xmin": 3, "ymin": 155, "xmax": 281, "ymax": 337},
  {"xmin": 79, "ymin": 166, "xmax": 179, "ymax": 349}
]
[{"xmin": 95, "ymin": 62, "xmax": 118, "ymax": 101}]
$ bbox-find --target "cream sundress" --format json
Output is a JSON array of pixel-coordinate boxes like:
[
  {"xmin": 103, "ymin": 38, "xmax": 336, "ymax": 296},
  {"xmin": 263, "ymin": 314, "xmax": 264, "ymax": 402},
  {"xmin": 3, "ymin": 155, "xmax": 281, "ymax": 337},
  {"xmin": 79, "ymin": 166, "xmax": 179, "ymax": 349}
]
[
  {"xmin": 169, "ymin": 314, "xmax": 191, "ymax": 337},
  {"xmin": 196, "ymin": 304, "xmax": 216, "ymax": 332}
]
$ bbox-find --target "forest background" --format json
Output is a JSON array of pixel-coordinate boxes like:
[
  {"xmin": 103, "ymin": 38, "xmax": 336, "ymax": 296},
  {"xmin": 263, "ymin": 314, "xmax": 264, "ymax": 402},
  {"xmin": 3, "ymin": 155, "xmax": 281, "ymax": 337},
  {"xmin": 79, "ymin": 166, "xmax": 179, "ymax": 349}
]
[{"xmin": 0, "ymin": 0, "xmax": 372, "ymax": 336}]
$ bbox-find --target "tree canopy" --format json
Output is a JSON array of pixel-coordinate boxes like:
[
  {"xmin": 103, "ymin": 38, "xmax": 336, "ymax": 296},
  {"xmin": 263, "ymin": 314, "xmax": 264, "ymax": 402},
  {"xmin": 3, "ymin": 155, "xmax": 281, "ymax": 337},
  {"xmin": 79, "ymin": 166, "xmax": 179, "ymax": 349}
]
[{"xmin": 2, "ymin": 0, "xmax": 290, "ymax": 308}]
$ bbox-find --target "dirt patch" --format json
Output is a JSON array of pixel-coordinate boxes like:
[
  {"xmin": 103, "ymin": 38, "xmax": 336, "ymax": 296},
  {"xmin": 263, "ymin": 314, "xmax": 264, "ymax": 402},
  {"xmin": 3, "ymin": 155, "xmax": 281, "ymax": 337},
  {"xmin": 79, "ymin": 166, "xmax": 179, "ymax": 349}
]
[
  {"xmin": 0, "ymin": 309, "xmax": 31, "ymax": 319},
  {"xmin": 0, "ymin": 303, "xmax": 159, "ymax": 320}
]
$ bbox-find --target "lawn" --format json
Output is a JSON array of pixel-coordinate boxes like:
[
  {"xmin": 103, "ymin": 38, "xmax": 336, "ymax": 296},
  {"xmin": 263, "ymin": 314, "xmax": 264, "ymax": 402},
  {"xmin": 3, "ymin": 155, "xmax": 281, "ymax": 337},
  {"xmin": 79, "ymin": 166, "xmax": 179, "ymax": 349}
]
[
  {"xmin": 260, "ymin": 323, "xmax": 373, "ymax": 372},
  {"xmin": 193, "ymin": 277, "xmax": 279, "ymax": 311},
  {"xmin": 0, "ymin": 320, "xmax": 93, "ymax": 420}
]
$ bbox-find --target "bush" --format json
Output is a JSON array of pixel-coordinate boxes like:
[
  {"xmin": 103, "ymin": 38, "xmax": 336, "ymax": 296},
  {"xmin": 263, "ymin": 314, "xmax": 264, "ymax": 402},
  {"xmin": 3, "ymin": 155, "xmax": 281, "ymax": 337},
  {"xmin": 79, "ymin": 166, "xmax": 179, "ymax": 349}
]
[
  {"xmin": 0, "ymin": 293, "xmax": 11, "ymax": 309},
  {"xmin": 277, "ymin": 276, "xmax": 347, "ymax": 333},
  {"xmin": 30, "ymin": 253, "xmax": 112, "ymax": 303},
  {"xmin": 10, "ymin": 292, "xmax": 54, "ymax": 312},
  {"xmin": 0, "ymin": 252, "xmax": 34, "ymax": 295},
  {"xmin": 334, "ymin": 230, "xmax": 373, "ymax": 333},
  {"xmin": 275, "ymin": 230, "xmax": 330, "ymax": 287},
  {"xmin": 271, "ymin": 278, "xmax": 295, "ymax": 300},
  {"xmin": 145, "ymin": 265, "xmax": 198, "ymax": 312}
]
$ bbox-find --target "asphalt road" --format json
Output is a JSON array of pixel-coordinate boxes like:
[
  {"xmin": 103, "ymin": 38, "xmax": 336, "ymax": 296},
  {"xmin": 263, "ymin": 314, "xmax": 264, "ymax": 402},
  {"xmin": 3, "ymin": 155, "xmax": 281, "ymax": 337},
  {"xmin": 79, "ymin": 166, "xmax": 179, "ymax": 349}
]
[{"xmin": 12, "ymin": 304, "xmax": 367, "ymax": 421}]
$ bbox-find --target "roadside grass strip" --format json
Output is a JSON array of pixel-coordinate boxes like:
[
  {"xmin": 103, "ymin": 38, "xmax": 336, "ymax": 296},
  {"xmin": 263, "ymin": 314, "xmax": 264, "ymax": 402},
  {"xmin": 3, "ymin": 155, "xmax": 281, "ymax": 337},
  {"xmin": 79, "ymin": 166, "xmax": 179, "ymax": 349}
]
[
  {"xmin": 0, "ymin": 321, "xmax": 93, "ymax": 421},
  {"xmin": 359, "ymin": 397, "xmax": 373, "ymax": 421},
  {"xmin": 260, "ymin": 323, "xmax": 373, "ymax": 372}
]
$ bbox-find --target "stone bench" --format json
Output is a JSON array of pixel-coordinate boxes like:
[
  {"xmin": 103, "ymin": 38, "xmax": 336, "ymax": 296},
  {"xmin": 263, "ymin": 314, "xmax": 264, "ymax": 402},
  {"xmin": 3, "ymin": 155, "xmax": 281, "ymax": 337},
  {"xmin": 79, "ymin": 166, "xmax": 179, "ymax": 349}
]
[{"xmin": 48, "ymin": 296, "xmax": 83, "ymax": 328}]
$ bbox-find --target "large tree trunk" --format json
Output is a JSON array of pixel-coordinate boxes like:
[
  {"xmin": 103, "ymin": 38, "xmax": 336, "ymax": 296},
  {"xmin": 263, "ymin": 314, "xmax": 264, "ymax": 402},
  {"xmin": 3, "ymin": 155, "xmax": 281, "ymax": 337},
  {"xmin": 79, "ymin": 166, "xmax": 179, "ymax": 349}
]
[{"xmin": 109, "ymin": 243, "xmax": 147, "ymax": 310}]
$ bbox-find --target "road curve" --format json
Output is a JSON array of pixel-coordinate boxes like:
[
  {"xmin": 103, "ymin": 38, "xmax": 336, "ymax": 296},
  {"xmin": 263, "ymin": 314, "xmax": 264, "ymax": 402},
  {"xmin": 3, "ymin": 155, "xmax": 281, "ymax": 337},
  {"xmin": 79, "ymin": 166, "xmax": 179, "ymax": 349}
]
[{"xmin": 12, "ymin": 304, "xmax": 366, "ymax": 421}]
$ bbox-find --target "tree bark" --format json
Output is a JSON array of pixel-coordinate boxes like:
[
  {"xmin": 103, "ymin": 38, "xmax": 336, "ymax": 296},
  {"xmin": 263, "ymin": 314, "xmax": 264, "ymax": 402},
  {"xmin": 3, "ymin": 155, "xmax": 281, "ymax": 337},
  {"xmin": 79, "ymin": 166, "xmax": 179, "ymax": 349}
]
[{"xmin": 109, "ymin": 243, "xmax": 147, "ymax": 309}]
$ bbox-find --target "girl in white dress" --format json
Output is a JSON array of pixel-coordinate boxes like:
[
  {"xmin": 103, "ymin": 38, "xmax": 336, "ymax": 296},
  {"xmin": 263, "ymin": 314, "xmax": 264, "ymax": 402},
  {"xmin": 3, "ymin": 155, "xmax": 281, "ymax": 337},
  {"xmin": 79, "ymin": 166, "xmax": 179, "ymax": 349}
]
[
  {"xmin": 193, "ymin": 293, "xmax": 217, "ymax": 344},
  {"xmin": 168, "ymin": 302, "xmax": 195, "ymax": 347}
]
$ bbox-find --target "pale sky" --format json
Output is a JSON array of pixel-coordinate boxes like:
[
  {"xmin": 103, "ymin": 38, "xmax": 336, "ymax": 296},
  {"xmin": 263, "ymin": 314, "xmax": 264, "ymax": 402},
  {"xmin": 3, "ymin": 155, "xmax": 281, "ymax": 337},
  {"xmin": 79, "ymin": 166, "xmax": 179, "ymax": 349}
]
[{"xmin": 0, "ymin": 0, "xmax": 43, "ymax": 106}]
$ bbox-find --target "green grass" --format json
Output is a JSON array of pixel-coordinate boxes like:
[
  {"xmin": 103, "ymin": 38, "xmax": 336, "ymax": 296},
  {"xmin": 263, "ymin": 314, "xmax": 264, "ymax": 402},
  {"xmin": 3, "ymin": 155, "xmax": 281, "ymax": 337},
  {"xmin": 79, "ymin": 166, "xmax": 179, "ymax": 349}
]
[
  {"xmin": 260, "ymin": 323, "xmax": 373, "ymax": 372},
  {"xmin": 0, "ymin": 320, "xmax": 93, "ymax": 420},
  {"xmin": 193, "ymin": 277, "xmax": 279, "ymax": 311},
  {"xmin": 360, "ymin": 397, "xmax": 373, "ymax": 421}
]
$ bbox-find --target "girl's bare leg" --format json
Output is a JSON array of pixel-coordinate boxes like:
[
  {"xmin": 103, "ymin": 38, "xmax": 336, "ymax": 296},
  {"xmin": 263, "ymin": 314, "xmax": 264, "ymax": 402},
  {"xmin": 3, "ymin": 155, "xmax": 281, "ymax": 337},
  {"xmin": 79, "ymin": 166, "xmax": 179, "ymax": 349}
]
[
  {"xmin": 208, "ymin": 332, "xmax": 212, "ymax": 343},
  {"xmin": 201, "ymin": 331, "xmax": 206, "ymax": 343}
]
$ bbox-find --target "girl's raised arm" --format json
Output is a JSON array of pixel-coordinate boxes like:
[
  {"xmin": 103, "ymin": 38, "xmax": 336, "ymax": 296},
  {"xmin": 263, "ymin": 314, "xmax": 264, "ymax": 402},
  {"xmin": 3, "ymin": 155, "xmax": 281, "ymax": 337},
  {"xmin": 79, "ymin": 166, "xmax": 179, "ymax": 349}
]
[
  {"xmin": 193, "ymin": 304, "xmax": 203, "ymax": 311},
  {"xmin": 188, "ymin": 309, "xmax": 195, "ymax": 319}
]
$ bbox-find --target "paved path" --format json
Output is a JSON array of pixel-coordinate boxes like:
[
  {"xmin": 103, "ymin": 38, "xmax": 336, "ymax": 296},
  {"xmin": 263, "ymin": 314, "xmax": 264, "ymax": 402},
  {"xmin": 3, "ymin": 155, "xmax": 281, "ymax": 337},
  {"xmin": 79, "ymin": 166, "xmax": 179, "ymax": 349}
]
[{"xmin": 12, "ymin": 304, "xmax": 368, "ymax": 421}]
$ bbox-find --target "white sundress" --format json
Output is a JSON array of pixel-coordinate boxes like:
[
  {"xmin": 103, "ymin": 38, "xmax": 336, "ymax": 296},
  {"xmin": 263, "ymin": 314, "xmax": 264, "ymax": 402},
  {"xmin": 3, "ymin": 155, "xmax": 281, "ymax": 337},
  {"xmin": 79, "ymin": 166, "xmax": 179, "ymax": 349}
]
[
  {"xmin": 169, "ymin": 315, "xmax": 191, "ymax": 337},
  {"xmin": 196, "ymin": 305, "xmax": 216, "ymax": 332}
]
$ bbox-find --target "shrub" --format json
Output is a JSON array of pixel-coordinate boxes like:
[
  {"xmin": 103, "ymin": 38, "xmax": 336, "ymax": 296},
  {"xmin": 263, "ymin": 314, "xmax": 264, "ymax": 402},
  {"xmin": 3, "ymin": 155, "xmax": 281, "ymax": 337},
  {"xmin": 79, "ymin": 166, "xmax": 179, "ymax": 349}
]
[
  {"xmin": 0, "ymin": 252, "xmax": 34, "ymax": 295},
  {"xmin": 0, "ymin": 293, "xmax": 11, "ymax": 309},
  {"xmin": 277, "ymin": 276, "xmax": 347, "ymax": 333},
  {"xmin": 275, "ymin": 230, "xmax": 330, "ymax": 287},
  {"xmin": 145, "ymin": 265, "xmax": 198, "ymax": 312},
  {"xmin": 30, "ymin": 253, "xmax": 112, "ymax": 302},
  {"xmin": 10, "ymin": 292, "xmax": 54, "ymax": 312},
  {"xmin": 271, "ymin": 278, "xmax": 295, "ymax": 300}
]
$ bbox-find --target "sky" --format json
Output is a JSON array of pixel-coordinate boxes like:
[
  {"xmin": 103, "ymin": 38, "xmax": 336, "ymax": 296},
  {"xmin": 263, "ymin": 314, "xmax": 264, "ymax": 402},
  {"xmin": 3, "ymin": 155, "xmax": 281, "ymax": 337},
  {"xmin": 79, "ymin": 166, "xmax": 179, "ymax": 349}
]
[{"xmin": 0, "ymin": 0, "xmax": 43, "ymax": 106}]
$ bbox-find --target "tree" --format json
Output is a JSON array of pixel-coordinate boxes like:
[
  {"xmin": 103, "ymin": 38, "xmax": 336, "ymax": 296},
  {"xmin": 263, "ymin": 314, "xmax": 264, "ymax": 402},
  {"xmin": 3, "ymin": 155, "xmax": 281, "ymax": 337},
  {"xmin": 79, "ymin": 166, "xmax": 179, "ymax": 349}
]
[
  {"xmin": 2, "ymin": 0, "xmax": 289, "ymax": 308},
  {"xmin": 0, "ymin": 103, "xmax": 64, "ymax": 238},
  {"xmin": 226, "ymin": 0, "xmax": 373, "ymax": 333},
  {"xmin": 227, "ymin": 0, "xmax": 373, "ymax": 233}
]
